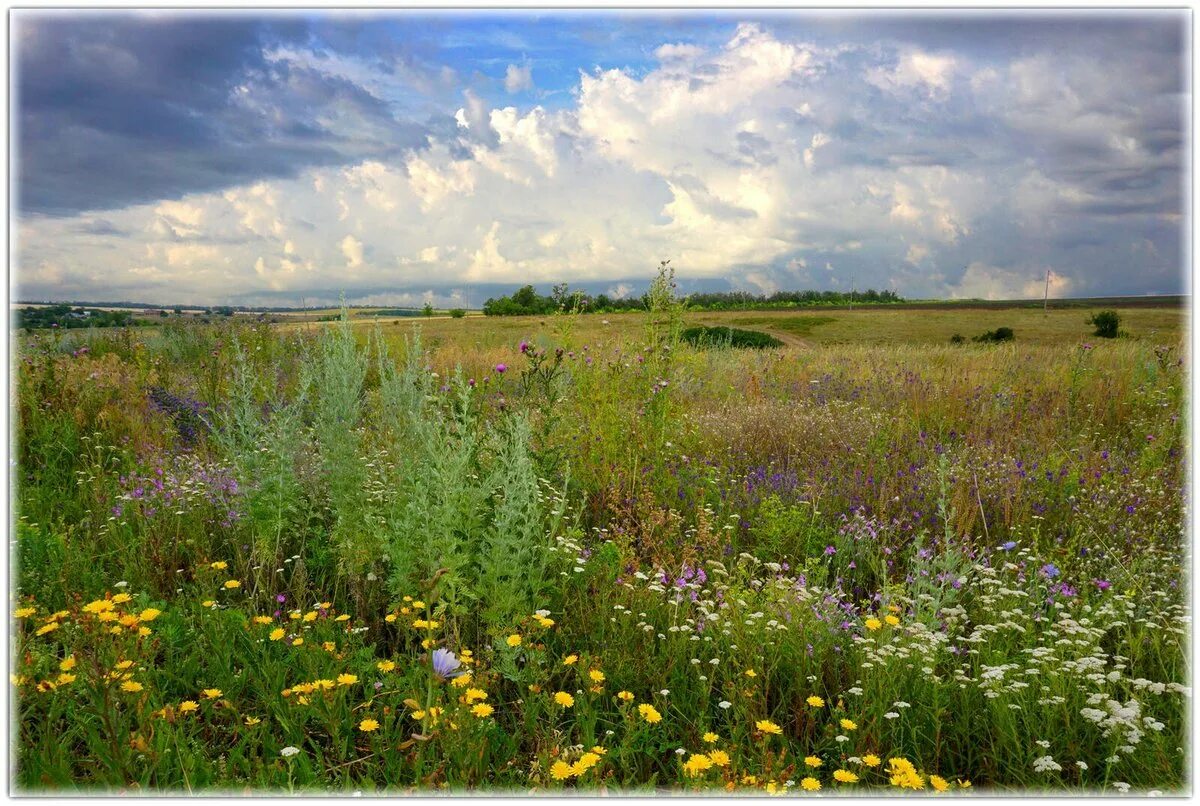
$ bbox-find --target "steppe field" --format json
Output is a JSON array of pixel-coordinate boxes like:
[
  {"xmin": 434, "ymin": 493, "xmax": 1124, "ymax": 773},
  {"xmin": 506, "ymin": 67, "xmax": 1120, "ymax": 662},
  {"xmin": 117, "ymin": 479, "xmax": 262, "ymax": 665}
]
[{"xmin": 12, "ymin": 301, "xmax": 1188, "ymax": 794}]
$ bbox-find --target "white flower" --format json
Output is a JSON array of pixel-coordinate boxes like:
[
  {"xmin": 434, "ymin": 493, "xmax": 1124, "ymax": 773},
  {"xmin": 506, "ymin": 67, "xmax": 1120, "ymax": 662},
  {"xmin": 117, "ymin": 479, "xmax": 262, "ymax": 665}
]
[
  {"xmin": 883, "ymin": 712, "xmax": 900, "ymax": 719},
  {"xmin": 281, "ymin": 746, "xmax": 301, "ymax": 758},
  {"xmin": 660, "ymin": 689, "xmax": 670, "ymax": 697},
  {"xmin": 1032, "ymin": 755, "xmax": 1062, "ymax": 773},
  {"xmin": 1111, "ymin": 782, "xmax": 1131, "ymax": 793},
  {"xmin": 675, "ymin": 748, "xmax": 687, "ymax": 756},
  {"xmin": 718, "ymin": 701, "xmax": 732, "ymax": 709},
  {"xmin": 114, "ymin": 580, "xmax": 129, "ymax": 588}
]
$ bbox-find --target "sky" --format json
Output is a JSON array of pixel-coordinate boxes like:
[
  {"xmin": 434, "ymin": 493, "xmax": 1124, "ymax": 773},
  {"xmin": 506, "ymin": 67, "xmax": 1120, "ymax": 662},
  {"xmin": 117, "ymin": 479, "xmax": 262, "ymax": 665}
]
[{"xmin": 12, "ymin": 10, "xmax": 1190, "ymax": 307}]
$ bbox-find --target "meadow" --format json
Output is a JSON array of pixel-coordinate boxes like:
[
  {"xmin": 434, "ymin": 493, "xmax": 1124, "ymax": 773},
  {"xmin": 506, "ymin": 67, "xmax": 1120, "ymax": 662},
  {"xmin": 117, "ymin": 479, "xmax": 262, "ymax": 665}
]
[{"xmin": 11, "ymin": 292, "xmax": 1188, "ymax": 794}]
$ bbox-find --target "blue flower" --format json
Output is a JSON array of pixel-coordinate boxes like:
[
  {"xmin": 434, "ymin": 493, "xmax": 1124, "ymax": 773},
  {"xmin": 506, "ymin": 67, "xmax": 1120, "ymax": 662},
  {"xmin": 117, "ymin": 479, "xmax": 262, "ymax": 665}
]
[{"xmin": 432, "ymin": 648, "xmax": 466, "ymax": 679}]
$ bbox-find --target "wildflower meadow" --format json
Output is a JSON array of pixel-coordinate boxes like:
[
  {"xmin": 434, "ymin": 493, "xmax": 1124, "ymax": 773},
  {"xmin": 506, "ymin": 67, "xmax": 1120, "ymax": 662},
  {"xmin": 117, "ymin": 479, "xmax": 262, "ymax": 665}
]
[{"xmin": 11, "ymin": 284, "xmax": 1188, "ymax": 794}]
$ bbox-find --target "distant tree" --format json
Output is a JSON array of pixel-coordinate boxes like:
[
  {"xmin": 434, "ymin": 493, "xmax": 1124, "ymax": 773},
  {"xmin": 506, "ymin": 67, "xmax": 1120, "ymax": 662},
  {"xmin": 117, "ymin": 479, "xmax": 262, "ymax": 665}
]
[
  {"xmin": 449, "ymin": 308, "xmax": 467, "ymax": 319},
  {"xmin": 173, "ymin": 307, "xmax": 183, "ymax": 315},
  {"xmin": 422, "ymin": 302, "xmax": 434, "ymax": 317},
  {"xmin": 1089, "ymin": 310, "xmax": 1120, "ymax": 338}
]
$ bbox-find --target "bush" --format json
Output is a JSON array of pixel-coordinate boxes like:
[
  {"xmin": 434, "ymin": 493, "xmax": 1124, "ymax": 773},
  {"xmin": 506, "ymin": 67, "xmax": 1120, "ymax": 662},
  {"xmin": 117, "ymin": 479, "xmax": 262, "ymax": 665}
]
[
  {"xmin": 973, "ymin": 326, "xmax": 1014, "ymax": 343},
  {"xmin": 950, "ymin": 334, "xmax": 966, "ymax": 344},
  {"xmin": 680, "ymin": 325, "xmax": 784, "ymax": 349},
  {"xmin": 449, "ymin": 308, "xmax": 467, "ymax": 319},
  {"xmin": 1089, "ymin": 310, "xmax": 1120, "ymax": 338}
]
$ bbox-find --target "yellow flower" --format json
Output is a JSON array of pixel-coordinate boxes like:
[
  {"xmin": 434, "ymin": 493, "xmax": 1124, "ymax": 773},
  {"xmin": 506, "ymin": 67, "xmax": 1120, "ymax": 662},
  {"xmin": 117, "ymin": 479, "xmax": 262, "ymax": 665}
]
[
  {"xmin": 590, "ymin": 746, "xmax": 607, "ymax": 755},
  {"xmin": 588, "ymin": 669, "xmax": 605, "ymax": 683},
  {"xmin": 111, "ymin": 593, "xmax": 132, "ymax": 604},
  {"xmin": 56, "ymin": 673, "xmax": 77, "ymax": 685},
  {"xmin": 957, "ymin": 780, "xmax": 972, "ymax": 789},
  {"xmin": 269, "ymin": 628, "xmax": 285, "ymax": 641},
  {"xmin": 885, "ymin": 615, "xmax": 900, "ymax": 627},
  {"xmin": 291, "ymin": 638, "xmax": 304, "ymax": 647},
  {"xmin": 119, "ymin": 614, "xmax": 140, "ymax": 628},
  {"xmin": 201, "ymin": 600, "xmax": 216, "ymax": 608},
  {"xmin": 744, "ymin": 668, "xmax": 757, "ymax": 678},
  {"xmin": 384, "ymin": 614, "xmax": 398, "ymax": 623},
  {"xmin": 755, "ymin": 719, "xmax": 782, "ymax": 735},
  {"xmin": 120, "ymin": 681, "xmax": 144, "ymax": 693},
  {"xmin": 702, "ymin": 732, "xmax": 719, "ymax": 744},
  {"xmin": 554, "ymin": 691, "xmax": 575, "ymax": 707},
  {"xmin": 862, "ymin": 754, "xmax": 881, "ymax": 767},
  {"xmin": 506, "ymin": 634, "xmax": 522, "ymax": 647},
  {"xmin": 421, "ymin": 638, "xmax": 436, "ymax": 650},
  {"xmin": 930, "ymin": 775, "xmax": 950, "ymax": 792},
  {"xmin": 617, "ymin": 690, "xmax": 634, "ymax": 702},
  {"xmin": 322, "ymin": 641, "xmax": 336, "ymax": 652},
  {"xmin": 464, "ymin": 688, "xmax": 488, "ymax": 703},
  {"xmin": 115, "ymin": 660, "xmax": 134, "ymax": 671},
  {"xmin": 834, "ymin": 769, "xmax": 859, "ymax": 783},
  {"xmin": 708, "ymin": 749, "xmax": 731, "ymax": 767},
  {"xmin": 840, "ymin": 718, "xmax": 857, "ymax": 731},
  {"xmin": 132, "ymin": 607, "xmax": 160, "ymax": 622},
  {"xmin": 801, "ymin": 777, "xmax": 821, "ymax": 791},
  {"xmin": 83, "ymin": 599, "xmax": 114, "ymax": 614},
  {"xmin": 303, "ymin": 611, "xmax": 317, "ymax": 623},
  {"xmin": 223, "ymin": 580, "xmax": 241, "ymax": 590},
  {"xmin": 244, "ymin": 716, "xmax": 261, "ymax": 726},
  {"xmin": 97, "ymin": 612, "xmax": 118, "ymax": 623},
  {"xmin": 550, "ymin": 760, "xmax": 574, "ymax": 781},
  {"xmin": 682, "ymin": 753, "xmax": 714, "ymax": 776},
  {"xmin": 805, "ymin": 756, "xmax": 823, "ymax": 768},
  {"xmin": 864, "ymin": 617, "xmax": 882, "ymax": 631},
  {"xmin": 533, "ymin": 614, "xmax": 555, "ymax": 627},
  {"xmin": 318, "ymin": 602, "xmax": 332, "ymax": 610},
  {"xmin": 576, "ymin": 751, "xmax": 601, "ymax": 771},
  {"xmin": 179, "ymin": 700, "xmax": 199, "ymax": 713},
  {"xmin": 13, "ymin": 607, "xmax": 36, "ymax": 619},
  {"xmin": 562, "ymin": 654, "xmax": 578, "ymax": 665},
  {"xmin": 358, "ymin": 718, "xmax": 380, "ymax": 732},
  {"xmin": 59, "ymin": 655, "xmax": 76, "ymax": 671},
  {"xmin": 638, "ymin": 704, "xmax": 662, "ymax": 724},
  {"xmin": 35, "ymin": 622, "xmax": 59, "ymax": 636},
  {"xmin": 202, "ymin": 688, "xmax": 222, "ymax": 699},
  {"xmin": 806, "ymin": 695, "xmax": 825, "ymax": 708},
  {"xmin": 470, "ymin": 703, "xmax": 494, "ymax": 718},
  {"xmin": 253, "ymin": 615, "xmax": 273, "ymax": 625},
  {"xmin": 209, "ymin": 561, "xmax": 228, "ymax": 570},
  {"xmin": 335, "ymin": 614, "xmax": 350, "ymax": 622},
  {"xmin": 137, "ymin": 626, "xmax": 152, "ymax": 637},
  {"xmin": 411, "ymin": 600, "xmax": 426, "ymax": 610},
  {"xmin": 450, "ymin": 672, "xmax": 474, "ymax": 687},
  {"xmin": 377, "ymin": 660, "xmax": 396, "ymax": 673},
  {"xmin": 336, "ymin": 673, "xmax": 358, "ymax": 686}
]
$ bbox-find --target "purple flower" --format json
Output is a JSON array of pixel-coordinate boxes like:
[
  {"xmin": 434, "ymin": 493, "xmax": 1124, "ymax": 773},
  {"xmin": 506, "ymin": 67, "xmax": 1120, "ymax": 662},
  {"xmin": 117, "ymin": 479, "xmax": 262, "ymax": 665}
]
[
  {"xmin": 432, "ymin": 648, "xmax": 466, "ymax": 679},
  {"xmin": 1040, "ymin": 563, "xmax": 1060, "ymax": 580},
  {"xmin": 1000, "ymin": 541, "xmax": 1017, "ymax": 551},
  {"xmin": 494, "ymin": 363, "xmax": 507, "ymax": 374},
  {"xmin": 519, "ymin": 340, "xmax": 530, "ymax": 354},
  {"xmin": 276, "ymin": 594, "xmax": 287, "ymax": 603},
  {"xmin": 1094, "ymin": 579, "xmax": 1112, "ymax": 591},
  {"xmin": 824, "ymin": 545, "xmax": 836, "ymax": 556}
]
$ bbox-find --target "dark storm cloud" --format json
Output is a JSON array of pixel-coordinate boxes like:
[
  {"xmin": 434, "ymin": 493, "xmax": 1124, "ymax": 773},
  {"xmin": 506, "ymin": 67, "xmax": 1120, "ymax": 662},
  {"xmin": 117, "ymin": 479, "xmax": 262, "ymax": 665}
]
[{"xmin": 14, "ymin": 13, "xmax": 428, "ymax": 216}]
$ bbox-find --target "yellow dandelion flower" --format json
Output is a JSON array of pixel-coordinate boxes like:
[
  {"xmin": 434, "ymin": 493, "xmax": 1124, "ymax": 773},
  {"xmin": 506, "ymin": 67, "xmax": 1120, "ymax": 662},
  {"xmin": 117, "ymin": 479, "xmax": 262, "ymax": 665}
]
[
  {"xmin": 708, "ymin": 749, "xmax": 731, "ymax": 767},
  {"xmin": 120, "ymin": 681, "xmax": 144, "ymax": 693},
  {"xmin": 682, "ymin": 753, "xmax": 714, "ymax": 776},
  {"xmin": 137, "ymin": 626, "xmax": 152, "ymax": 637},
  {"xmin": 588, "ymin": 669, "xmax": 605, "ymax": 683},
  {"xmin": 930, "ymin": 775, "xmax": 950, "ymax": 792},
  {"xmin": 291, "ymin": 638, "xmax": 304, "ymax": 646},
  {"xmin": 834, "ymin": 769, "xmax": 859, "ymax": 783},
  {"xmin": 550, "ymin": 760, "xmax": 574, "ymax": 781},
  {"xmin": 223, "ymin": 580, "xmax": 241, "ymax": 590},
  {"xmin": 506, "ymin": 634, "xmax": 522, "ymax": 647},
  {"xmin": 554, "ymin": 691, "xmax": 575, "ymax": 707},
  {"xmin": 111, "ymin": 593, "xmax": 132, "ymax": 604},
  {"xmin": 885, "ymin": 615, "xmax": 900, "ymax": 627},
  {"xmin": 840, "ymin": 718, "xmax": 857, "ymax": 731},
  {"xmin": 83, "ymin": 599, "xmax": 114, "ymax": 613},
  {"xmin": 302, "ymin": 611, "xmax": 317, "ymax": 623},
  {"xmin": 411, "ymin": 600, "xmax": 425, "ymax": 610},
  {"xmin": 864, "ymin": 617, "xmax": 882, "ymax": 631},
  {"xmin": 269, "ymin": 628, "xmax": 285, "ymax": 641},
  {"xmin": 957, "ymin": 780, "xmax": 972, "ymax": 789},
  {"xmin": 253, "ymin": 615, "xmax": 273, "ymax": 625},
  {"xmin": 617, "ymin": 690, "xmax": 634, "ymax": 702},
  {"xmin": 703, "ymin": 732, "xmax": 719, "ymax": 743},
  {"xmin": 450, "ymin": 672, "xmax": 474, "ymax": 687},
  {"xmin": 862, "ymin": 754, "xmax": 882, "ymax": 767},
  {"xmin": 210, "ymin": 561, "xmax": 228, "ymax": 570},
  {"xmin": 35, "ymin": 622, "xmax": 59, "ymax": 636},
  {"xmin": 384, "ymin": 614, "xmax": 398, "ymax": 623},
  {"xmin": 464, "ymin": 688, "xmax": 488, "ymax": 703},
  {"xmin": 744, "ymin": 668, "xmax": 757, "ymax": 678},
  {"xmin": 377, "ymin": 660, "xmax": 396, "ymax": 673},
  {"xmin": 562, "ymin": 654, "xmax": 578, "ymax": 665},
  {"xmin": 244, "ymin": 716, "xmax": 261, "ymax": 726},
  {"xmin": 179, "ymin": 700, "xmax": 199, "ymax": 713},
  {"xmin": 56, "ymin": 673, "xmax": 77, "ymax": 685},
  {"xmin": 756, "ymin": 719, "xmax": 782, "ymax": 735},
  {"xmin": 805, "ymin": 756, "xmax": 823, "ymax": 768},
  {"xmin": 335, "ymin": 614, "xmax": 350, "ymax": 622},
  {"xmin": 801, "ymin": 777, "xmax": 821, "ymax": 791},
  {"xmin": 470, "ymin": 703, "xmax": 494, "ymax": 718},
  {"xmin": 336, "ymin": 673, "xmax": 358, "ymax": 686},
  {"xmin": 13, "ymin": 606, "xmax": 36, "ymax": 619},
  {"xmin": 201, "ymin": 600, "xmax": 216, "ymax": 608},
  {"xmin": 59, "ymin": 655, "xmax": 76, "ymax": 671},
  {"xmin": 202, "ymin": 688, "xmax": 222, "ymax": 699},
  {"xmin": 638, "ymin": 703, "xmax": 662, "ymax": 724},
  {"xmin": 806, "ymin": 695, "xmax": 825, "ymax": 707},
  {"xmin": 358, "ymin": 717, "xmax": 380, "ymax": 732}
]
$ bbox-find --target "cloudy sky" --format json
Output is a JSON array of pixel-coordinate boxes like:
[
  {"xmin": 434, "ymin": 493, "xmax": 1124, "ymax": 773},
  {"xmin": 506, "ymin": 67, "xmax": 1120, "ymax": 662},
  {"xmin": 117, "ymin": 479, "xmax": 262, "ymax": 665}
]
[{"xmin": 12, "ymin": 10, "xmax": 1189, "ymax": 307}]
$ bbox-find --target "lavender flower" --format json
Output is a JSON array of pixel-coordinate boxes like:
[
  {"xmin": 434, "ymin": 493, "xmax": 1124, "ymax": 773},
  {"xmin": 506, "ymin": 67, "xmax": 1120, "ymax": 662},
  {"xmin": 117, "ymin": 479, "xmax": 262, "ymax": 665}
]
[{"xmin": 432, "ymin": 648, "xmax": 466, "ymax": 679}]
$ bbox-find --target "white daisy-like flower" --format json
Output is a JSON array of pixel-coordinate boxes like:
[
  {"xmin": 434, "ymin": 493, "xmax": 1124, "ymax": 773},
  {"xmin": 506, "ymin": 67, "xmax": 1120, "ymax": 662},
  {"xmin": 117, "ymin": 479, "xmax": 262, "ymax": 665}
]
[{"xmin": 281, "ymin": 746, "xmax": 301, "ymax": 758}]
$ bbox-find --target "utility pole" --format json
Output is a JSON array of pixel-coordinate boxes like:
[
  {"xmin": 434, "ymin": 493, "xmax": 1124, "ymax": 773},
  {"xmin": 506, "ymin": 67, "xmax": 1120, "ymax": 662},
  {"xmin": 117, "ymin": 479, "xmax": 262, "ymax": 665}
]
[{"xmin": 1043, "ymin": 269, "xmax": 1050, "ymax": 314}]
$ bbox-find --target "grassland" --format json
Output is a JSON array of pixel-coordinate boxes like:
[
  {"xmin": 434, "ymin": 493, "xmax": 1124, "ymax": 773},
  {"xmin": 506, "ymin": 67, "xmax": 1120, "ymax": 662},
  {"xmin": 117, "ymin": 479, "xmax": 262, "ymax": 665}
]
[{"xmin": 11, "ymin": 298, "xmax": 1187, "ymax": 794}]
